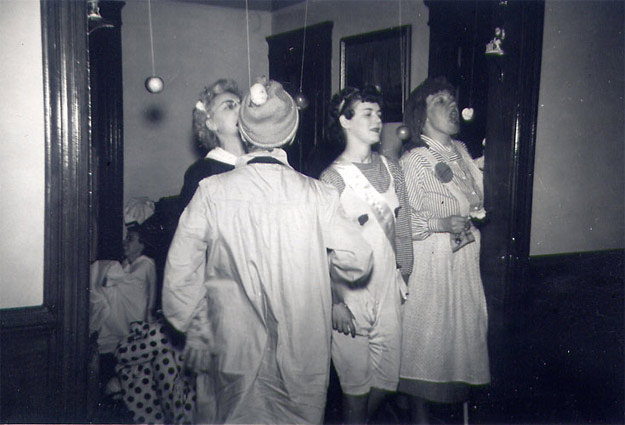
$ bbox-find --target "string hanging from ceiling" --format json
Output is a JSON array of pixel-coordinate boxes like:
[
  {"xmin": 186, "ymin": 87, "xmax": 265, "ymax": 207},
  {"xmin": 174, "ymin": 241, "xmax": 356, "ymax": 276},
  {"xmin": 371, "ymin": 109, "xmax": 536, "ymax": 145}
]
[
  {"xmin": 396, "ymin": 0, "xmax": 412, "ymax": 142},
  {"xmin": 243, "ymin": 0, "xmax": 310, "ymax": 110},
  {"xmin": 293, "ymin": 0, "xmax": 310, "ymax": 110},
  {"xmin": 461, "ymin": 0, "xmax": 479, "ymax": 122},
  {"xmin": 145, "ymin": 0, "xmax": 164, "ymax": 94}
]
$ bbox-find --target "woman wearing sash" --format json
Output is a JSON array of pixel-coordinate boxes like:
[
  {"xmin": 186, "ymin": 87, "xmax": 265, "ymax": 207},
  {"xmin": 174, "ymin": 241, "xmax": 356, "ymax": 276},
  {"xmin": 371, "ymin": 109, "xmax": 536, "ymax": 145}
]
[
  {"xmin": 320, "ymin": 86, "xmax": 413, "ymax": 424},
  {"xmin": 399, "ymin": 77, "xmax": 490, "ymax": 424}
]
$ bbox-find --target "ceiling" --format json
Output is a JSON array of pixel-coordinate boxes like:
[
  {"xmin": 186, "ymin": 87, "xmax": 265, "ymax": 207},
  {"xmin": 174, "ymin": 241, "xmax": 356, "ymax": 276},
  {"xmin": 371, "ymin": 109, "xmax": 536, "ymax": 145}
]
[{"xmin": 174, "ymin": 0, "xmax": 306, "ymax": 12}]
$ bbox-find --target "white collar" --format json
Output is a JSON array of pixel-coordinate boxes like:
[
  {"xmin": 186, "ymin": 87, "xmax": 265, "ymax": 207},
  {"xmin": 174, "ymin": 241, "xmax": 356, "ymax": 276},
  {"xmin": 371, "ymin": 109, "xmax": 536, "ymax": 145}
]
[
  {"xmin": 205, "ymin": 147, "xmax": 238, "ymax": 166},
  {"xmin": 420, "ymin": 135, "xmax": 456, "ymax": 152}
]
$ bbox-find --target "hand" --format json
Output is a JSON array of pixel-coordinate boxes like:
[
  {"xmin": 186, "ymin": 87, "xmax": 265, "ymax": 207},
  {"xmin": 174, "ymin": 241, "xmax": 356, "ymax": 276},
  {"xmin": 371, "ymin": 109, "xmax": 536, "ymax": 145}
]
[
  {"xmin": 332, "ymin": 303, "xmax": 356, "ymax": 337},
  {"xmin": 183, "ymin": 345, "xmax": 201, "ymax": 372},
  {"xmin": 444, "ymin": 215, "xmax": 470, "ymax": 234},
  {"xmin": 183, "ymin": 343, "xmax": 210, "ymax": 373}
]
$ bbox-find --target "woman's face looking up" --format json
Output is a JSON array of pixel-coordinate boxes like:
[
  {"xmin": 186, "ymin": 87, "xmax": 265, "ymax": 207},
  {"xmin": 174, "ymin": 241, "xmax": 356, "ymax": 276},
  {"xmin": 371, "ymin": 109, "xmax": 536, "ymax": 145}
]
[{"xmin": 424, "ymin": 90, "xmax": 459, "ymax": 137}]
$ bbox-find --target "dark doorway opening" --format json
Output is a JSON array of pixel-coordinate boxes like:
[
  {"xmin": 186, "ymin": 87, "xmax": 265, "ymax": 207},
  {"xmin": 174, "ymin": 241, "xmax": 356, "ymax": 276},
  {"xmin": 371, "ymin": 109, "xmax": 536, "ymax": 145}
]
[{"xmin": 267, "ymin": 21, "xmax": 333, "ymax": 178}]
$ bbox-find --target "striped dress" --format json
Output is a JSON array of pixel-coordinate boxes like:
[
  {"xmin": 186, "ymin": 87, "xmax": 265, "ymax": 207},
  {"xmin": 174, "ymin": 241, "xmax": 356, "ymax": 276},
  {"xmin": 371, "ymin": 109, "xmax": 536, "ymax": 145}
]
[{"xmin": 398, "ymin": 136, "xmax": 490, "ymax": 401}]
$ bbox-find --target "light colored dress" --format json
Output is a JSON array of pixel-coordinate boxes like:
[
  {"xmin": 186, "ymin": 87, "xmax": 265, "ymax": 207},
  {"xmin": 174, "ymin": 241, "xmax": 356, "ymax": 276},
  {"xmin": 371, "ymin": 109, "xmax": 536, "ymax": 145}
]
[
  {"xmin": 399, "ymin": 136, "xmax": 490, "ymax": 398},
  {"xmin": 89, "ymin": 255, "xmax": 157, "ymax": 354}
]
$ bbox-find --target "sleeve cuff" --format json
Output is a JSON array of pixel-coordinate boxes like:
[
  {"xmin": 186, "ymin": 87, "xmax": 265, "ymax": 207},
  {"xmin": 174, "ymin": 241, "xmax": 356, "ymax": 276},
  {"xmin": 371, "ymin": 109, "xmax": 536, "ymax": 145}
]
[{"xmin": 428, "ymin": 217, "xmax": 447, "ymax": 233}]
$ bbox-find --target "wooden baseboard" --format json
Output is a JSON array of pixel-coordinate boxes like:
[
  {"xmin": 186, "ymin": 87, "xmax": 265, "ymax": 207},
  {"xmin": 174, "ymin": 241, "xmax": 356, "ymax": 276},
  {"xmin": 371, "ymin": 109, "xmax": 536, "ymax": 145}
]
[{"xmin": 528, "ymin": 249, "xmax": 624, "ymax": 282}]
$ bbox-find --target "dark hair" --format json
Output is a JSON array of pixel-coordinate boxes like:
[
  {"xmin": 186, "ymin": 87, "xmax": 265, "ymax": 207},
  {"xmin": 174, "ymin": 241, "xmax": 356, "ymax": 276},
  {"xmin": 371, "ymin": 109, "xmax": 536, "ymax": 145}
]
[
  {"xmin": 193, "ymin": 78, "xmax": 241, "ymax": 151},
  {"xmin": 326, "ymin": 86, "xmax": 384, "ymax": 149},
  {"xmin": 402, "ymin": 76, "xmax": 456, "ymax": 153},
  {"xmin": 126, "ymin": 223, "xmax": 156, "ymax": 259}
]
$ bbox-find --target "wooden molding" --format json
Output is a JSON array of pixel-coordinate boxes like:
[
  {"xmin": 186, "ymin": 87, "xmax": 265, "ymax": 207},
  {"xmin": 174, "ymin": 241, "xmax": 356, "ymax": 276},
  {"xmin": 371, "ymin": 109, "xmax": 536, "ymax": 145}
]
[{"xmin": 1, "ymin": 1, "xmax": 91, "ymax": 422}]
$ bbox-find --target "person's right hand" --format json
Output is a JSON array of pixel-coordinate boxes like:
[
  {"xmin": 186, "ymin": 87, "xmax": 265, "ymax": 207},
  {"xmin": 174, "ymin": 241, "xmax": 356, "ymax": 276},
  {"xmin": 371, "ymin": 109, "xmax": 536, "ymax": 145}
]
[
  {"xmin": 183, "ymin": 344, "xmax": 208, "ymax": 373},
  {"xmin": 332, "ymin": 303, "xmax": 356, "ymax": 337},
  {"xmin": 444, "ymin": 215, "xmax": 470, "ymax": 234}
]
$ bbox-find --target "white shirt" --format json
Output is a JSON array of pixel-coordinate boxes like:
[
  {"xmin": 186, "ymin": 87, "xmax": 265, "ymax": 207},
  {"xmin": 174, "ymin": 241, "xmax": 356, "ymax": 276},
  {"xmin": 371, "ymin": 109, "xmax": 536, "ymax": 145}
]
[{"xmin": 89, "ymin": 255, "xmax": 157, "ymax": 353}]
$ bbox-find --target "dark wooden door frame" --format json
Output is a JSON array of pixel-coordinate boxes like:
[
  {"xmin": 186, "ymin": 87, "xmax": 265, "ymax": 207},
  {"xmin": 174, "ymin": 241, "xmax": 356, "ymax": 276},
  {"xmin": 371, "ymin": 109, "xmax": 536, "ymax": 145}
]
[
  {"xmin": 481, "ymin": 0, "xmax": 545, "ymax": 329},
  {"xmin": 425, "ymin": 0, "xmax": 545, "ymax": 334},
  {"xmin": 424, "ymin": 2, "xmax": 546, "ymax": 400},
  {"xmin": 0, "ymin": 1, "xmax": 91, "ymax": 421},
  {"xmin": 89, "ymin": 1, "xmax": 125, "ymax": 262}
]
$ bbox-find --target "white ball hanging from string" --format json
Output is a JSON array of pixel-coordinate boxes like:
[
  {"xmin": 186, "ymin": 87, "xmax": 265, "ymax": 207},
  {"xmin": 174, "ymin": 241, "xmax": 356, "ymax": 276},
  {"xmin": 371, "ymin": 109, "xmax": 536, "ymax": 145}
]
[
  {"xmin": 396, "ymin": 125, "xmax": 412, "ymax": 141},
  {"xmin": 462, "ymin": 107, "xmax": 475, "ymax": 122},
  {"xmin": 294, "ymin": 93, "xmax": 309, "ymax": 110},
  {"xmin": 145, "ymin": 76, "xmax": 164, "ymax": 94},
  {"xmin": 144, "ymin": 0, "xmax": 163, "ymax": 94}
]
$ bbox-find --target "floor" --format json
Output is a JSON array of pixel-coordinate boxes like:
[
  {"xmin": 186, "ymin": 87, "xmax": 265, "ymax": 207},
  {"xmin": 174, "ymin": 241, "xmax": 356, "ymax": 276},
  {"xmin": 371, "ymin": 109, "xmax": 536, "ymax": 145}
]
[{"xmin": 93, "ymin": 252, "xmax": 624, "ymax": 425}]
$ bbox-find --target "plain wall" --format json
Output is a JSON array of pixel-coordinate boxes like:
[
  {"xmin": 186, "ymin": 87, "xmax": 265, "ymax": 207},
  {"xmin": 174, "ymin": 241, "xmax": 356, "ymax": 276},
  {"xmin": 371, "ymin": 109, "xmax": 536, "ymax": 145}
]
[
  {"xmin": 122, "ymin": 1, "xmax": 271, "ymax": 204},
  {"xmin": 0, "ymin": 0, "xmax": 45, "ymax": 308},
  {"xmin": 530, "ymin": 0, "xmax": 624, "ymax": 255}
]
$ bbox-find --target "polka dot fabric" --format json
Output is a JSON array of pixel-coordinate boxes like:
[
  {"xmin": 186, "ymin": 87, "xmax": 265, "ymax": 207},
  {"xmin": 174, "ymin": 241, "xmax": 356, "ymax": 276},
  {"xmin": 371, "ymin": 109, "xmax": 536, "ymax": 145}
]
[{"xmin": 115, "ymin": 320, "xmax": 195, "ymax": 424}]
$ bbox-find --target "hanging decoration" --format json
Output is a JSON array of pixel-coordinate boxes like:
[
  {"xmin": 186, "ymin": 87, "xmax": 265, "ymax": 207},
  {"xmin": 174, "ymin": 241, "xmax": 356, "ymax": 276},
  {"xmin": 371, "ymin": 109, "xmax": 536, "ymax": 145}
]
[
  {"xmin": 462, "ymin": 1, "xmax": 480, "ymax": 122},
  {"xmin": 144, "ymin": 0, "xmax": 164, "ymax": 94},
  {"xmin": 294, "ymin": 0, "xmax": 311, "ymax": 111},
  {"xmin": 396, "ymin": 125, "xmax": 412, "ymax": 141},
  {"xmin": 485, "ymin": 27, "xmax": 506, "ymax": 56},
  {"xmin": 395, "ymin": 0, "xmax": 412, "ymax": 141},
  {"xmin": 243, "ymin": 0, "xmax": 308, "ymax": 109}
]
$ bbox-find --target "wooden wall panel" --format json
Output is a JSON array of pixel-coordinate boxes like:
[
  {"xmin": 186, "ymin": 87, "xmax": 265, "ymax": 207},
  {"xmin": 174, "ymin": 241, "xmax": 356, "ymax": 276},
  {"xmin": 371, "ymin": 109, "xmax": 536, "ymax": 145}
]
[
  {"xmin": 0, "ymin": 327, "xmax": 54, "ymax": 421},
  {"xmin": 0, "ymin": 0, "xmax": 91, "ymax": 422}
]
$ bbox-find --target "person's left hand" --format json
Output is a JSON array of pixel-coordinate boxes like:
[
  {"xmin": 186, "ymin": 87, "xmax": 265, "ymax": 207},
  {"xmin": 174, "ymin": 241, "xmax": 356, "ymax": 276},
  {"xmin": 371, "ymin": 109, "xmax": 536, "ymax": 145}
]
[{"xmin": 332, "ymin": 303, "xmax": 356, "ymax": 337}]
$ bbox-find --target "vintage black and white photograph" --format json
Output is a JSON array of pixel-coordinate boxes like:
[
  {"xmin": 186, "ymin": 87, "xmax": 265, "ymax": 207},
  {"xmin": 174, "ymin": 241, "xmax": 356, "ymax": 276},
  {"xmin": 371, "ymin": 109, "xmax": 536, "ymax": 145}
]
[{"xmin": 0, "ymin": 0, "xmax": 623, "ymax": 424}]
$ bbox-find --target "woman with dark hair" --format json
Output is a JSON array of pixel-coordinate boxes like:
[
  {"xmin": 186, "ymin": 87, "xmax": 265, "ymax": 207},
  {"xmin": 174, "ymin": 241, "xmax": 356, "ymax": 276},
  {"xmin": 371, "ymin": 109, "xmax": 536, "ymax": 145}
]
[
  {"xmin": 89, "ymin": 223, "xmax": 158, "ymax": 391},
  {"xmin": 398, "ymin": 77, "xmax": 490, "ymax": 423},
  {"xmin": 320, "ymin": 86, "xmax": 413, "ymax": 424},
  {"xmin": 178, "ymin": 78, "xmax": 245, "ymax": 210}
]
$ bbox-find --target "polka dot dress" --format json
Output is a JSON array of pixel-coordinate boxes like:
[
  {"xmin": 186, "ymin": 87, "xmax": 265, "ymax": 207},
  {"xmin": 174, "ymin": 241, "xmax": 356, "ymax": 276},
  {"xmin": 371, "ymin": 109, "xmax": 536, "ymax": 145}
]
[{"xmin": 115, "ymin": 320, "xmax": 195, "ymax": 424}]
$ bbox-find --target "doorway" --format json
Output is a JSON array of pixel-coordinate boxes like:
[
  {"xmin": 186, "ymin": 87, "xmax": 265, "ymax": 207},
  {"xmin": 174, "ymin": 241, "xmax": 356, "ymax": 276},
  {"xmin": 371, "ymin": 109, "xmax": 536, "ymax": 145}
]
[{"xmin": 267, "ymin": 21, "xmax": 333, "ymax": 178}]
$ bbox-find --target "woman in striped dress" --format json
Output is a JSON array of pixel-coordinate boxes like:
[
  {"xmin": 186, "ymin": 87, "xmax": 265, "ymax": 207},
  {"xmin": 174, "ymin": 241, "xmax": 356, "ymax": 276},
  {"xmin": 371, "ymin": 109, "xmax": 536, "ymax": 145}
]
[{"xmin": 398, "ymin": 77, "xmax": 490, "ymax": 423}]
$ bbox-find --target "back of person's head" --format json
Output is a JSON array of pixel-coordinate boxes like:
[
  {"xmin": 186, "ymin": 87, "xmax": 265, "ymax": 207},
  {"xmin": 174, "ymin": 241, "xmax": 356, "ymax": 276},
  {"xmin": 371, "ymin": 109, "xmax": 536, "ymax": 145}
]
[
  {"xmin": 193, "ymin": 78, "xmax": 241, "ymax": 151},
  {"xmin": 403, "ymin": 76, "xmax": 455, "ymax": 152},
  {"xmin": 238, "ymin": 79, "xmax": 299, "ymax": 149},
  {"xmin": 326, "ymin": 86, "xmax": 383, "ymax": 150}
]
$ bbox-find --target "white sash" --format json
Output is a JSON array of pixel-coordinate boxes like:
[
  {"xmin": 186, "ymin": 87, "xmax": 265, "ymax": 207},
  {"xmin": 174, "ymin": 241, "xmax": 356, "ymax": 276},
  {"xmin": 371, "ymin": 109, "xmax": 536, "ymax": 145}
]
[{"xmin": 332, "ymin": 156, "xmax": 397, "ymax": 252}]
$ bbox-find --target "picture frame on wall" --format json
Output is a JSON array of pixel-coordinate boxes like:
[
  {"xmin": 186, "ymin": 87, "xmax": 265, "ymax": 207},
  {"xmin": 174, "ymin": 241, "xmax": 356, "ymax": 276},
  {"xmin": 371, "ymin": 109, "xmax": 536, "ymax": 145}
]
[{"xmin": 340, "ymin": 25, "xmax": 411, "ymax": 123}]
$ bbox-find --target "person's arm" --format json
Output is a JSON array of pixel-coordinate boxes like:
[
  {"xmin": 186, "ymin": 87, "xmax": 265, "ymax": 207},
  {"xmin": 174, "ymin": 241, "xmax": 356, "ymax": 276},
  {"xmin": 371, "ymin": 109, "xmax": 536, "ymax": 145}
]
[
  {"xmin": 146, "ymin": 260, "xmax": 157, "ymax": 322},
  {"xmin": 319, "ymin": 171, "xmax": 372, "ymax": 285},
  {"xmin": 178, "ymin": 162, "xmax": 202, "ymax": 213},
  {"xmin": 162, "ymin": 180, "xmax": 214, "ymax": 332},
  {"xmin": 320, "ymin": 172, "xmax": 365, "ymax": 337},
  {"xmin": 388, "ymin": 159, "xmax": 413, "ymax": 281}
]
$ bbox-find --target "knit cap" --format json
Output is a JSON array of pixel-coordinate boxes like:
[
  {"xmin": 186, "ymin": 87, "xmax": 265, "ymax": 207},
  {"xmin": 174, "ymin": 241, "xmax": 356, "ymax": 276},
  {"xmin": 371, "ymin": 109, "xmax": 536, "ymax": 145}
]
[{"xmin": 239, "ymin": 79, "xmax": 299, "ymax": 148}]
